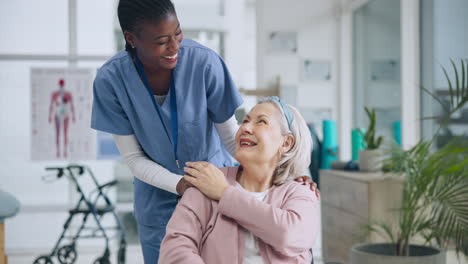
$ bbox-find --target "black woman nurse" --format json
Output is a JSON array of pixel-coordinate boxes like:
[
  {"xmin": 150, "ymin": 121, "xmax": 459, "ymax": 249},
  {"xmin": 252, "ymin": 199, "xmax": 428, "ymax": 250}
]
[{"xmin": 91, "ymin": 0, "xmax": 242, "ymax": 262}]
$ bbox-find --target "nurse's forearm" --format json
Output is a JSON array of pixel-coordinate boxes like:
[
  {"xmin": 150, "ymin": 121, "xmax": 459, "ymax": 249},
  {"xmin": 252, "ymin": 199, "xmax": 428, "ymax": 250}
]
[
  {"xmin": 214, "ymin": 115, "xmax": 239, "ymax": 157},
  {"xmin": 113, "ymin": 134, "xmax": 182, "ymax": 194}
]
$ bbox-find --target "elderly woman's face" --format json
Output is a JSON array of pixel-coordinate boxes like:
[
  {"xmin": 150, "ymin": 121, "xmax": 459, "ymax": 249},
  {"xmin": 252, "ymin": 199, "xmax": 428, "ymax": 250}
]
[{"xmin": 235, "ymin": 103, "xmax": 286, "ymax": 165}]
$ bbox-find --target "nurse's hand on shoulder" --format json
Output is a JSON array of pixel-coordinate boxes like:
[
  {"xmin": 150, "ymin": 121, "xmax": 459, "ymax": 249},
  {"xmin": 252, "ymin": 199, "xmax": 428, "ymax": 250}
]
[
  {"xmin": 183, "ymin": 161, "xmax": 229, "ymax": 201},
  {"xmin": 176, "ymin": 178, "xmax": 194, "ymax": 196},
  {"xmin": 294, "ymin": 176, "xmax": 320, "ymax": 200}
]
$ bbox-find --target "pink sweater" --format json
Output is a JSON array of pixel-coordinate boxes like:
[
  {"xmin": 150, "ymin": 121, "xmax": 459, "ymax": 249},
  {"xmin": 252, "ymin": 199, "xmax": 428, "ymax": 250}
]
[{"xmin": 159, "ymin": 166, "xmax": 319, "ymax": 264}]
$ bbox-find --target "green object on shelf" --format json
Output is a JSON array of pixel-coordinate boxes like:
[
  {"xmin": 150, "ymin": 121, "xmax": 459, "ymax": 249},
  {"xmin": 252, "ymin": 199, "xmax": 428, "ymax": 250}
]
[
  {"xmin": 351, "ymin": 128, "xmax": 365, "ymax": 161},
  {"xmin": 320, "ymin": 120, "xmax": 338, "ymax": 169},
  {"xmin": 393, "ymin": 120, "xmax": 401, "ymax": 145},
  {"xmin": 363, "ymin": 107, "xmax": 383, "ymax": 150}
]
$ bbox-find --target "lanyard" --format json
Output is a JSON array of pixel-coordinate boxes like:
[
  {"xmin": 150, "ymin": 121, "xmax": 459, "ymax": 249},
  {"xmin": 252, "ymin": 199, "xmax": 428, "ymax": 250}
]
[{"xmin": 135, "ymin": 56, "xmax": 180, "ymax": 169}]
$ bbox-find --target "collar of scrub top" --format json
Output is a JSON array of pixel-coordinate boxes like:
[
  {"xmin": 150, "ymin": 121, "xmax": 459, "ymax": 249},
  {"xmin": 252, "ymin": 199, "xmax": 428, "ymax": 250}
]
[
  {"xmin": 271, "ymin": 96, "xmax": 294, "ymax": 131},
  {"xmin": 135, "ymin": 55, "xmax": 181, "ymax": 169}
]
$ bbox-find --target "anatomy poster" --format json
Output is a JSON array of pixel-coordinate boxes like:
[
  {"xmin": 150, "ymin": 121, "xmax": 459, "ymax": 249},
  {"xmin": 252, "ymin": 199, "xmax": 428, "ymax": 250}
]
[{"xmin": 31, "ymin": 68, "xmax": 96, "ymax": 160}]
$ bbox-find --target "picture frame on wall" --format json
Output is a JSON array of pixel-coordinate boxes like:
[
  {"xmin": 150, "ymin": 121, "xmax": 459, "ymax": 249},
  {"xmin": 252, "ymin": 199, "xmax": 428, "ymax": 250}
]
[
  {"xmin": 370, "ymin": 59, "xmax": 400, "ymax": 82},
  {"xmin": 267, "ymin": 31, "xmax": 297, "ymax": 54},
  {"xmin": 300, "ymin": 59, "xmax": 331, "ymax": 81}
]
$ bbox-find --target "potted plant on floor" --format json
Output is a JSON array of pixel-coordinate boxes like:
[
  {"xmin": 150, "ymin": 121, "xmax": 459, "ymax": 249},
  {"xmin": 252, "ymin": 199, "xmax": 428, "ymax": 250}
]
[
  {"xmin": 359, "ymin": 107, "xmax": 384, "ymax": 172},
  {"xmin": 350, "ymin": 59, "xmax": 468, "ymax": 264}
]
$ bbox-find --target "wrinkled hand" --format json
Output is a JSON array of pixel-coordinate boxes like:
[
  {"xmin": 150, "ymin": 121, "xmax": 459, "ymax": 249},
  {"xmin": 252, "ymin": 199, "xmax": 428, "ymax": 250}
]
[
  {"xmin": 295, "ymin": 176, "xmax": 320, "ymax": 200},
  {"xmin": 176, "ymin": 178, "xmax": 193, "ymax": 195},
  {"xmin": 183, "ymin": 161, "xmax": 229, "ymax": 201}
]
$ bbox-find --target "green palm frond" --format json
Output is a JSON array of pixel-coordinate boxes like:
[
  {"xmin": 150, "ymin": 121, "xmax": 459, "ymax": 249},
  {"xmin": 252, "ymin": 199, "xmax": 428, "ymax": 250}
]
[
  {"xmin": 440, "ymin": 59, "xmax": 468, "ymax": 115},
  {"xmin": 421, "ymin": 85, "xmax": 451, "ymax": 114},
  {"xmin": 368, "ymin": 59, "xmax": 468, "ymax": 257},
  {"xmin": 424, "ymin": 139, "xmax": 468, "ymax": 255}
]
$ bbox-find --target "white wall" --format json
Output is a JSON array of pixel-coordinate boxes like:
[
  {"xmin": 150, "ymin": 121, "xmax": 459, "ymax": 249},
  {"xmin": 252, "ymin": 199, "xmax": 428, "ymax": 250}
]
[
  {"xmin": 174, "ymin": 0, "xmax": 224, "ymax": 30},
  {"xmin": 224, "ymin": 0, "xmax": 257, "ymax": 90},
  {"xmin": 353, "ymin": 0, "xmax": 401, "ymax": 140},
  {"xmin": 0, "ymin": 0, "xmax": 121, "ymax": 258},
  {"xmin": 176, "ymin": 0, "xmax": 258, "ymax": 111},
  {"xmin": 256, "ymin": 0, "xmax": 339, "ymax": 143}
]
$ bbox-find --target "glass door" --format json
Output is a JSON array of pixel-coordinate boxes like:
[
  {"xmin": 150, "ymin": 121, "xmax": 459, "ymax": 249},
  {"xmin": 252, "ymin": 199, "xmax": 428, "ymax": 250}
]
[
  {"xmin": 421, "ymin": 0, "xmax": 468, "ymax": 148},
  {"xmin": 353, "ymin": 0, "xmax": 401, "ymax": 143}
]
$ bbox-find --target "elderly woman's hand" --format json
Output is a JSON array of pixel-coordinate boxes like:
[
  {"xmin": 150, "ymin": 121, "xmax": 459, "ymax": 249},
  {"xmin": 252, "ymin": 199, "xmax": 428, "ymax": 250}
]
[
  {"xmin": 183, "ymin": 161, "xmax": 229, "ymax": 201},
  {"xmin": 295, "ymin": 176, "xmax": 320, "ymax": 199}
]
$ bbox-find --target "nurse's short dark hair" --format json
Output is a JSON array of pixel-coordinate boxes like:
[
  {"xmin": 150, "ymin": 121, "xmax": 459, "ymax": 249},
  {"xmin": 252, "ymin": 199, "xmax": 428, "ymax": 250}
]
[{"xmin": 117, "ymin": 0, "xmax": 176, "ymax": 54}]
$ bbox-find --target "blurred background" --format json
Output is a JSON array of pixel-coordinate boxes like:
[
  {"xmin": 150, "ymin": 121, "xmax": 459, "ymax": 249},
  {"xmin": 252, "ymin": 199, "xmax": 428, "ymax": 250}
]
[{"xmin": 1, "ymin": 0, "xmax": 467, "ymax": 263}]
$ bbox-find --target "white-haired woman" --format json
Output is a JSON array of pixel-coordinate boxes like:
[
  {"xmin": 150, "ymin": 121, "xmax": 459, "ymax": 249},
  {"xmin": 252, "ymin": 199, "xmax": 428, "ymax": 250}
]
[{"xmin": 159, "ymin": 97, "xmax": 319, "ymax": 264}]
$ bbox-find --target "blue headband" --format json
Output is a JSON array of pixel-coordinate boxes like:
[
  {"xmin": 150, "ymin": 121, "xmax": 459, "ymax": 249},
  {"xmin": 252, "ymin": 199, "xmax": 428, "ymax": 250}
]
[{"xmin": 271, "ymin": 96, "xmax": 294, "ymax": 130}]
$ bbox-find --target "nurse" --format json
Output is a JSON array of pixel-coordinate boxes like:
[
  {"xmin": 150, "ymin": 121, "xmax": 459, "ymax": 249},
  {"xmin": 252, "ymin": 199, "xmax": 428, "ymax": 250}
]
[{"xmin": 91, "ymin": 0, "xmax": 242, "ymax": 262}]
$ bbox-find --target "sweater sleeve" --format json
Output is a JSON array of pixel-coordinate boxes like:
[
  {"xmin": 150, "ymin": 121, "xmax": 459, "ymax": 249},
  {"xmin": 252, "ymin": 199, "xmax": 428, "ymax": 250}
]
[
  {"xmin": 113, "ymin": 134, "xmax": 182, "ymax": 194},
  {"xmin": 158, "ymin": 188, "xmax": 212, "ymax": 264},
  {"xmin": 217, "ymin": 183, "xmax": 319, "ymax": 257},
  {"xmin": 214, "ymin": 115, "xmax": 239, "ymax": 157}
]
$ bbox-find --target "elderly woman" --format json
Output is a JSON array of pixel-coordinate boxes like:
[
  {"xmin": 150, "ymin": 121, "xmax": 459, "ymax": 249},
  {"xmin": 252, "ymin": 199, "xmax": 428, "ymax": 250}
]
[{"xmin": 158, "ymin": 97, "xmax": 319, "ymax": 264}]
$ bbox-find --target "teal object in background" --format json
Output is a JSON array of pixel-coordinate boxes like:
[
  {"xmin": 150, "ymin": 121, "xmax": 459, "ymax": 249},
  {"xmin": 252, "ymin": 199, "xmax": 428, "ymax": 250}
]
[
  {"xmin": 393, "ymin": 120, "xmax": 401, "ymax": 145},
  {"xmin": 320, "ymin": 120, "xmax": 338, "ymax": 169},
  {"xmin": 351, "ymin": 128, "xmax": 366, "ymax": 161},
  {"xmin": 0, "ymin": 189, "xmax": 20, "ymax": 222}
]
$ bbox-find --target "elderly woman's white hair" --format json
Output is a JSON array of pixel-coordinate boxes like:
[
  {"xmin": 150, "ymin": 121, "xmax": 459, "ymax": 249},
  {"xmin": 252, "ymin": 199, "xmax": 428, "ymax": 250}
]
[{"xmin": 257, "ymin": 97, "xmax": 313, "ymax": 185}]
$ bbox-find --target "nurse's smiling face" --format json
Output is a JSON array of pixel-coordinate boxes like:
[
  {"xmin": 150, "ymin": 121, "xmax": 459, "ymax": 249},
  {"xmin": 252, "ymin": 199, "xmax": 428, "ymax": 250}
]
[{"xmin": 125, "ymin": 12, "xmax": 183, "ymax": 72}]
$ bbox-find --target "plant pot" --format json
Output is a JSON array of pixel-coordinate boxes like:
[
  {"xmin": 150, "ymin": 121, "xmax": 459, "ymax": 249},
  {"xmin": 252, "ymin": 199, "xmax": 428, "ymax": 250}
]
[
  {"xmin": 350, "ymin": 243, "xmax": 446, "ymax": 264},
  {"xmin": 359, "ymin": 149, "xmax": 383, "ymax": 172}
]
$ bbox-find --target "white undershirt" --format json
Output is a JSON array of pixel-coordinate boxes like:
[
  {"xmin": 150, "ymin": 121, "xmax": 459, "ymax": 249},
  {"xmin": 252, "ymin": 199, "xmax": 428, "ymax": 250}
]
[
  {"xmin": 236, "ymin": 182, "xmax": 268, "ymax": 264},
  {"xmin": 112, "ymin": 115, "xmax": 239, "ymax": 194},
  {"xmin": 154, "ymin": 94, "xmax": 166, "ymax": 105}
]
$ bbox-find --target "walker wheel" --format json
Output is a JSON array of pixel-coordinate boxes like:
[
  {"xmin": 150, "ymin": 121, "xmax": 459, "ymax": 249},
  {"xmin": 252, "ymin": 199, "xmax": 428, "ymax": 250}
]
[
  {"xmin": 57, "ymin": 245, "xmax": 77, "ymax": 264},
  {"xmin": 117, "ymin": 241, "xmax": 126, "ymax": 264},
  {"xmin": 33, "ymin": 256, "xmax": 54, "ymax": 264},
  {"xmin": 93, "ymin": 256, "xmax": 111, "ymax": 264}
]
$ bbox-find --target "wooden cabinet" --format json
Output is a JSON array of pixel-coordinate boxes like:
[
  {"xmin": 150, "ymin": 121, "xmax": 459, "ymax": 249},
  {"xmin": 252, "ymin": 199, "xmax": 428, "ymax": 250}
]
[
  {"xmin": 1, "ymin": 222, "xmax": 5, "ymax": 264},
  {"xmin": 320, "ymin": 170, "xmax": 403, "ymax": 264}
]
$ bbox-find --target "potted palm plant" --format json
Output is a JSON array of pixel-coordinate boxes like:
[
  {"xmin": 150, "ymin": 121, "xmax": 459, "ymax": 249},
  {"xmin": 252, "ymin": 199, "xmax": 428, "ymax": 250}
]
[
  {"xmin": 350, "ymin": 59, "xmax": 468, "ymax": 264},
  {"xmin": 359, "ymin": 107, "xmax": 384, "ymax": 172}
]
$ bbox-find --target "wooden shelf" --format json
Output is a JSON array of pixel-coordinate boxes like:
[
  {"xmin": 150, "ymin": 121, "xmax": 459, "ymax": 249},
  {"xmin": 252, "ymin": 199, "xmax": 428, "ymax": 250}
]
[{"xmin": 320, "ymin": 170, "xmax": 403, "ymax": 263}]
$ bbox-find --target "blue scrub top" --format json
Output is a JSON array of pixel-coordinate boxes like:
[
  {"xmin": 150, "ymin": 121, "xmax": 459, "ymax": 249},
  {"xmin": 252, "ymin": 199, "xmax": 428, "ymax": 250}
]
[{"xmin": 91, "ymin": 39, "xmax": 243, "ymax": 226}]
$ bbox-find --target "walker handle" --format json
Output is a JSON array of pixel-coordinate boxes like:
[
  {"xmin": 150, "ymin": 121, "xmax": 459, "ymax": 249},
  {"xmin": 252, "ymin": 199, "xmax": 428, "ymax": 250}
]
[
  {"xmin": 45, "ymin": 167, "xmax": 65, "ymax": 178},
  {"xmin": 99, "ymin": 180, "xmax": 118, "ymax": 190},
  {"xmin": 67, "ymin": 165, "xmax": 85, "ymax": 175}
]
